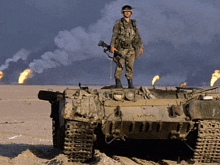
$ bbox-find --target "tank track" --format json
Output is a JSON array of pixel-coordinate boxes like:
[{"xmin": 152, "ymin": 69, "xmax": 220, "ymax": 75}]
[
  {"xmin": 63, "ymin": 120, "xmax": 96, "ymax": 162},
  {"xmin": 52, "ymin": 118, "xmax": 57, "ymax": 147},
  {"xmin": 193, "ymin": 120, "xmax": 220, "ymax": 163},
  {"xmin": 52, "ymin": 118, "xmax": 64, "ymax": 149}
]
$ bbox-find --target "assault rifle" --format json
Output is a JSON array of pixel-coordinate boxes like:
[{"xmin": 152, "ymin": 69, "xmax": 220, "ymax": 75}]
[{"xmin": 98, "ymin": 40, "xmax": 123, "ymax": 59}]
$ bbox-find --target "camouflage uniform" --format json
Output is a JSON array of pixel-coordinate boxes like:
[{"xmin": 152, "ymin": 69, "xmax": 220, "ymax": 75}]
[{"xmin": 111, "ymin": 17, "xmax": 143, "ymax": 80}]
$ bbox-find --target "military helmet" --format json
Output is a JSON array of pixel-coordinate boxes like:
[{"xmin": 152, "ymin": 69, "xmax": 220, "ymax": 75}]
[{"xmin": 121, "ymin": 5, "xmax": 133, "ymax": 14}]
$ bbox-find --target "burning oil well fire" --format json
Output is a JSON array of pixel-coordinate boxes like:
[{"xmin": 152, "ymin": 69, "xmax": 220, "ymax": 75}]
[
  {"xmin": 0, "ymin": 71, "xmax": 4, "ymax": 81},
  {"xmin": 210, "ymin": 70, "xmax": 220, "ymax": 87},
  {"xmin": 151, "ymin": 75, "xmax": 188, "ymax": 88},
  {"xmin": 180, "ymin": 82, "xmax": 188, "ymax": 87},
  {"xmin": 152, "ymin": 75, "xmax": 160, "ymax": 87},
  {"xmin": 18, "ymin": 69, "xmax": 32, "ymax": 85}
]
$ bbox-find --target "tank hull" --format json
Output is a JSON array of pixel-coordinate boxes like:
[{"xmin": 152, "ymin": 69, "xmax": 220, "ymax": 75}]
[{"xmin": 38, "ymin": 86, "xmax": 220, "ymax": 163}]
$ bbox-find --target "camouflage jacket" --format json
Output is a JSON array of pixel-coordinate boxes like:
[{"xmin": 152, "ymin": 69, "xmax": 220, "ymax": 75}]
[{"xmin": 110, "ymin": 17, "xmax": 143, "ymax": 50}]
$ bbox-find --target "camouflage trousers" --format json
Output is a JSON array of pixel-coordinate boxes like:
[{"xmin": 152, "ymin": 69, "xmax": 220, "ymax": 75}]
[{"xmin": 114, "ymin": 48, "xmax": 135, "ymax": 80}]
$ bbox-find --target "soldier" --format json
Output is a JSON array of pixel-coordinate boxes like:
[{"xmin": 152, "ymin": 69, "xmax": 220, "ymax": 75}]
[{"xmin": 111, "ymin": 5, "xmax": 144, "ymax": 88}]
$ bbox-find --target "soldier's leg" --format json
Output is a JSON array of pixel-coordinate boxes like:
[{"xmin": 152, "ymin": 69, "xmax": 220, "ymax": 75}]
[
  {"xmin": 114, "ymin": 57, "xmax": 125, "ymax": 80},
  {"xmin": 114, "ymin": 57, "xmax": 125, "ymax": 88},
  {"xmin": 125, "ymin": 50, "xmax": 135, "ymax": 80},
  {"xmin": 125, "ymin": 49, "xmax": 135, "ymax": 88}
]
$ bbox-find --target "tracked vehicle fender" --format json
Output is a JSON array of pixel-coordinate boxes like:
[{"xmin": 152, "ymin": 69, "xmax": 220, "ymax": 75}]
[
  {"xmin": 61, "ymin": 89, "xmax": 104, "ymax": 122},
  {"xmin": 187, "ymin": 99, "xmax": 220, "ymax": 120},
  {"xmin": 61, "ymin": 98, "xmax": 75, "ymax": 120}
]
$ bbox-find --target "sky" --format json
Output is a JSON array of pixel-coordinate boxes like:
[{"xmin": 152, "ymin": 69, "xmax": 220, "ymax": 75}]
[{"xmin": 1, "ymin": 0, "xmax": 220, "ymax": 86}]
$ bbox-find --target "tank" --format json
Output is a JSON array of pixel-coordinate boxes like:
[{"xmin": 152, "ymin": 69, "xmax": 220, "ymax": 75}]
[{"xmin": 38, "ymin": 85, "xmax": 220, "ymax": 163}]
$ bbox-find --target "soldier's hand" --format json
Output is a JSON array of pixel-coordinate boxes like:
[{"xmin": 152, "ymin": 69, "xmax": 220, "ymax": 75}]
[
  {"xmin": 111, "ymin": 47, "xmax": 117, "ymax": 54},
  {"xmin": 140, "ymin": 48, "xmax": 144, "ymax": 55}
]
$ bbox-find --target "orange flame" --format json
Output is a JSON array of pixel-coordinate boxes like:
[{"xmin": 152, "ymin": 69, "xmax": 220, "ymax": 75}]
[
  {"xmin": 18, "ymin": 69, "xmax": 32, "ymax": 85},
  {"xmin": 152, "ymin": 75, "xmax": 160, "ymax": 86},
  {"xmin": 0, "ymin": 71, "xmax": 4, "ymax": 81},
  {"xmin": 210, "ymin": 70, "xmax": 220, "ymax": 87},
  {"xmin": 180, "ymin": 82, "xmax": 188, "ymax": 87}
]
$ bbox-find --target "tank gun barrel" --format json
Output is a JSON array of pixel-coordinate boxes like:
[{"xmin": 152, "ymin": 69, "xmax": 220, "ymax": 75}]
[
  {"xmin": 191, "ymin": 86, "xmax": 218, "ymax": 94},
  {"xmin": 176, "ymin": 87, "xmax": 201, "ymax": 90},
  {"xmin": 176, "ymin": 86, "xmax": 219, "ymax": 94}
]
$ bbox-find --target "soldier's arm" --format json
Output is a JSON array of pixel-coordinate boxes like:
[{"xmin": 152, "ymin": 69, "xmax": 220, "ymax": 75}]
[
  {"xmin": 133, "ymin": 25, "xmax": 144, "ymax": 56},
  {"xmin": 110, "ymin": 21, "xmax": 120, "ymax": 52},
  {"xmin": 135, "ymin": 26, "xmax": 144, "ymax": 50}
]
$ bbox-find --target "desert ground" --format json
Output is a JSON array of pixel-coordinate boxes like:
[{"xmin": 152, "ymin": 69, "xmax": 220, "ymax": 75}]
[{"xmin": 0, "ymin": 85, "xmax": 218, "ymax": 165}]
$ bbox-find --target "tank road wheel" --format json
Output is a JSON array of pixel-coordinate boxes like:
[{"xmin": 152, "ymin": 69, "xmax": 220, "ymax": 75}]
[
  {"xmin": 52, "ymin": 118, "xmax": 64, "ymax": 149},
  {"xmin": 63, "ymin": 120, "xmax": 96, "ymax": 163},
  {"xmin": 193, "ymin": 120, "xmax": 220, "ymax": 163}
]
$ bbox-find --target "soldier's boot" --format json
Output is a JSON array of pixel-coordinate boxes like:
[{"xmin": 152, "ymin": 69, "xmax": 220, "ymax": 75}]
[
  {"xmin": 115, "ymin": 79, "xmax": 123, "ymax": 88},
  {"xmin": 128, "ymin": 79, "xmax": 134, "ymax": 89}
]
